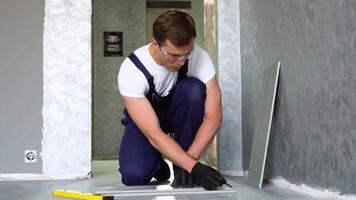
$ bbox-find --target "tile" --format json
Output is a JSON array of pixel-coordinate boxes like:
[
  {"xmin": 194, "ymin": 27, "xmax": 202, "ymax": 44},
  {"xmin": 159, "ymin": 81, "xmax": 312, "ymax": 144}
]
[
  {"xmin": 0, "ymin": 161, "xmax": 325, "ymax": 200},
  {"xmin": 115, "ymin": 195, "xmax": 187, "ymax": 200},
  {"xmin": 247, "ymin": 62, "xmax": 281, "ymax": 188}
]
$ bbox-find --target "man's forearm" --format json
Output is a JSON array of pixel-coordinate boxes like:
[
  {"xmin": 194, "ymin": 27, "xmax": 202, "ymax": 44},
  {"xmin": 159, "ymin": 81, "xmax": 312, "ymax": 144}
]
[
  {"xmin": 186, "ymin": 116, "xmax": 221, "ymax": 160},
  {"xmin": 146, "ymin": 129, "xmax": 198, "ymax": 173},
  {"xmin": 187, "ymin": 76, "xmax": 222, "ymax": 161}
]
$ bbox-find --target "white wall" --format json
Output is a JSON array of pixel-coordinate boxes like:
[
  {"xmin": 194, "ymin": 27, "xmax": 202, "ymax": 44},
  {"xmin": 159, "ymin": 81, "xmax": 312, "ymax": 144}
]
[
  {"xmin": 41, "ymin": 0, "xmax": 92, "ymax": 177},
  {"xmin": 217, "ymin": 0, "xmax": 243, "ymax": 175}
]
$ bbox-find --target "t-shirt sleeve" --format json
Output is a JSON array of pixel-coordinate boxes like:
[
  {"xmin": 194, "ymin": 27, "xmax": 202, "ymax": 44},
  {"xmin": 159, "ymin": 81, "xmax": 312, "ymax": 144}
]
[
  {"xmin": 187, "ymin": 47, "xmax": 216, "ymax": 83},
  {"xmin": 118, "ymin": 58, "xmax": 149, "ymax": 97}
]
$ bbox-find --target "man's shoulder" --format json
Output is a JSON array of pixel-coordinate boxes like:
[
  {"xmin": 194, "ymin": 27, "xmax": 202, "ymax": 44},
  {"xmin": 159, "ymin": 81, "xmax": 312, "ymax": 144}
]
[
  {"xmin": 121, "ymin": 44, "xmax": 150, "ymax": 68},
  {"xmin": 194, "ymin": 44, "xmax": 204, "ymax": 52},
  {"xmin": 132, "ymin": 44, "xmax": 151, "ymax": 59},
  {"xmin": 118, "ymin": 56, "xmax": 147, "ymax": 87},
  {"xmin": 193, "ymin": 45, "xmax": 210, "ymax": 59}
]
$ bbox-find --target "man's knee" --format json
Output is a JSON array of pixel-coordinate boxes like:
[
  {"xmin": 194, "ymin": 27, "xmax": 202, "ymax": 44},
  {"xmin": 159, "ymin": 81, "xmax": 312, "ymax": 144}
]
[
  {"xmin": 176, "ymin": 77, "xmax": 206, "ymax": 103},
  {"xmin": 119, "ymin": 161, "xmax": 158, "ymax": 186}
]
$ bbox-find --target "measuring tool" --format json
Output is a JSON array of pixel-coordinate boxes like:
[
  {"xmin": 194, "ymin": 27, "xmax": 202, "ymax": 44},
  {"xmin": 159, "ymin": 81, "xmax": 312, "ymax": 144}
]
[
  {"xmin": 52, "ymin": 190, "xmax": 114, "ymax": 200},
  {"xmin": 53, "ymin": 185, "xmax": 236, "ymax": 199}
]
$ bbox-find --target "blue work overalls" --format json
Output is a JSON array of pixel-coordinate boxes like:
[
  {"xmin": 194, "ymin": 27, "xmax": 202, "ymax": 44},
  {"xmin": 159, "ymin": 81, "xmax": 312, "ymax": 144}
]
[{"xmin": 118, "ymin": 53, "xmax": 206, "ymax": 186}]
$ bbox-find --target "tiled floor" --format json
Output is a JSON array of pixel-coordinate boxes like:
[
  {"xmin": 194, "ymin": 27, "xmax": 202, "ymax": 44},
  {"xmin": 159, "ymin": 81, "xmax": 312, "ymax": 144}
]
[{"xmin": 0, "ymin": 160, "xmax": 324, "ymax": 200}]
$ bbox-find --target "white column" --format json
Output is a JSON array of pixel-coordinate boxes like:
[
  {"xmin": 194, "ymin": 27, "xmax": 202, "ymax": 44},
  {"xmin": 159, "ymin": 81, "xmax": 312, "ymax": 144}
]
[
  {"xmin": 217, "ymin": 0, "xmax": 243, "ymax": 175},
  {"xmin": 42, "ymin": 0, "xmax": 92, "ymax": 177}
]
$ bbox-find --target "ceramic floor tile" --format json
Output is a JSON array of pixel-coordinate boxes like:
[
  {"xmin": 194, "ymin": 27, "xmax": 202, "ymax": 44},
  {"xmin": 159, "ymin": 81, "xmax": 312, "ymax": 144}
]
[{"xmin": 0, "ymin": 160, "xmax": 328, "ymax": 200}]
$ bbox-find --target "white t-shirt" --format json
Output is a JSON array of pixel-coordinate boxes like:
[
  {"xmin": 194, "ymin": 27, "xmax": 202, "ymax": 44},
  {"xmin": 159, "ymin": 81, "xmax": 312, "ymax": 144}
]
[{"xmin": 118, "ymin": 43, "xmax": 215, "ymax": 97}]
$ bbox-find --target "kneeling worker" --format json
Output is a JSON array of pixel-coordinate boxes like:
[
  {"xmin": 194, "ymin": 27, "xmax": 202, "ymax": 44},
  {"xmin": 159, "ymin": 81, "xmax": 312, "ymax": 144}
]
[{"xmin": 117, "ymin": 9, "xmax": 226, "ymax": 190}]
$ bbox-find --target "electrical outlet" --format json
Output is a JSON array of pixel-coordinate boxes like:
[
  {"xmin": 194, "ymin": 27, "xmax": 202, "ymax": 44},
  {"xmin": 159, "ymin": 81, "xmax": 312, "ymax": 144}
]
[{"xmin": 24, "ymin": 150, "xmax": 37, "ymax": 163}]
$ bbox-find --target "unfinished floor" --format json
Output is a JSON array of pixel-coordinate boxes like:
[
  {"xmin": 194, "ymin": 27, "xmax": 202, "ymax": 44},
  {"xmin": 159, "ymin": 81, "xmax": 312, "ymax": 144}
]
[{"xmin": 0, "ymin": 160, "xmax": 327, "ymax": 200}]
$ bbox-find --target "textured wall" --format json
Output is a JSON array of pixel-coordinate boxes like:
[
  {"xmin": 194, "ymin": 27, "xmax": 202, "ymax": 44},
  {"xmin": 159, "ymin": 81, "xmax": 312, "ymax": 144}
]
[
  {"xmin": 92, "ymin": 0, "xmax": 146, "ymax": 159},
  {"xmin": 240, "ymin": 0, "xmax": 356, "ymax": 194},
  {"xmin": 202, "ymin": 0, "xmax": 217, "ymax": 167},
  {"xmin": 217, "ymin": 0, "xmax": 243, "ymax": 175},
  {"xmin": 42, "ymin": 0, "xmax": 92, "ymax": 176},
  {"xmin": 191, "ymin": 0, "xmax": 205, "ymax": 49},
  {"xmin": 0, "ymin": 0, "xmax": 44, "ymax": 173}
]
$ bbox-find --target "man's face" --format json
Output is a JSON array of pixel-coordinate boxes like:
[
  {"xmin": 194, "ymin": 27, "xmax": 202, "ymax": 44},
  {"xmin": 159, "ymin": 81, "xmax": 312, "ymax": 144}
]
[{"xmin": 155, "ymin": 39, "xmax": 195, "ymax": 72}]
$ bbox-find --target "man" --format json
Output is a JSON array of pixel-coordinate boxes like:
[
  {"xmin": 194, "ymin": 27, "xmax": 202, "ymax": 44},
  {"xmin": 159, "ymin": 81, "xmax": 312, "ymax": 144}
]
[{"xmin": 117, "ymin": 9, "xmax": 226, "ymax": 190}]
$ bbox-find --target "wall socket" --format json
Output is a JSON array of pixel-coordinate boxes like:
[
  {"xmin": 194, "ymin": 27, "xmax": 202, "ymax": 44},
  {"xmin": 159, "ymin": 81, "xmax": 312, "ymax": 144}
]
[{"xmin": 24, "ymin": 150, "xmax": 37, "ymax": 163}]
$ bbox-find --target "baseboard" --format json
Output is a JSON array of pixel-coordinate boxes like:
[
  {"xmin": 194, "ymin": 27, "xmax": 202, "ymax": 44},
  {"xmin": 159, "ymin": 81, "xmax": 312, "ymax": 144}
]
[{"xmin": 0, "ymin": 172, "xmax": 91, "ymax": 181}]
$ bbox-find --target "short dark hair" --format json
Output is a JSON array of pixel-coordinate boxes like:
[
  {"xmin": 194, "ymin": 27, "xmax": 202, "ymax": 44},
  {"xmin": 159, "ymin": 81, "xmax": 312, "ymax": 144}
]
[{"xmin": 153, "ymin": 9, "xmax": 196, "ymax": 47}]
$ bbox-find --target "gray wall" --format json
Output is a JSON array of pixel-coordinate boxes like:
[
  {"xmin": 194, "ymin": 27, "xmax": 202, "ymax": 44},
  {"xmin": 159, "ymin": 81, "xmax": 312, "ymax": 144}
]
[
  {"xmin": 92, "ymin": 0, "xmax": 147, "ymax": 159},
  {"xmin": 240, "ymin": 0, "xmax": 356, "ymax": 194},
  {"xmin": 0, "ymin": 0, "xmax": 45, "ymax": 173}
]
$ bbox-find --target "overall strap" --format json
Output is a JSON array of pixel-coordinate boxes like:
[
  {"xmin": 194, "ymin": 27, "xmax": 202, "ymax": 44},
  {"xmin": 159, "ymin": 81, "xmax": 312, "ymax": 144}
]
[
  {"xmin": 177, "ymin": 60, "xmax": 188, "ymax": 81},
  {"xmin": 128, "ymin": 53, "xmax": 189, "ymax": 106},
  {"xmin": 128, "ymin": 53, "xmax": 155, "ymax": 88}
]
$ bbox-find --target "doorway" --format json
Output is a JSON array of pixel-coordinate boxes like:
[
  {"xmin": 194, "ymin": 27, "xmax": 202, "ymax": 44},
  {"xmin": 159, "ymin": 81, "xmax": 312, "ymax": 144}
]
[{"xmin": 92, "ymin": 0, "xmax": 217, "ymax": 167}]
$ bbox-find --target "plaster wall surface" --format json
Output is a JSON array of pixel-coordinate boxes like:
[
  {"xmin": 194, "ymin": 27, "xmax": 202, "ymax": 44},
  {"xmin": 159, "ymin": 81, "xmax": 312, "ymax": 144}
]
[
  {"xmin": 42, "ymin": 0, "xmax": 92, "ymax": 176},
  {"xmin": 240, "ymin": 0, "xmax": 356, "ymax": 194},
  {"xmin": 92, "ymin": 0, "xmax": 146, "ymax": 159},
  {"xmin": 217, "ymin": 0, "xmax": 243, "ymax": 175}
]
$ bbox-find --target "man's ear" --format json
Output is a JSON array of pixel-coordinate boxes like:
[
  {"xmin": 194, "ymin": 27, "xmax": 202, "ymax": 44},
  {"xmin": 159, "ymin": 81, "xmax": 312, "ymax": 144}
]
[{"xmin": 152, "ymin": 39, "xmax": 159, "ymax": 46}]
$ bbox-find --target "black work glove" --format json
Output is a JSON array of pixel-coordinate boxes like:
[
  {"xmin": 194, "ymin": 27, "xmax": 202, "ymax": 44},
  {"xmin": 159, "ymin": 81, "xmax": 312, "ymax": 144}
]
[
  {"xmin": 171, "ymin": 166, "xmax": 194, "ymax": 188},
  {"xmin": 191, "ymin": 162, "xmax": 226, "ymax": 190}
]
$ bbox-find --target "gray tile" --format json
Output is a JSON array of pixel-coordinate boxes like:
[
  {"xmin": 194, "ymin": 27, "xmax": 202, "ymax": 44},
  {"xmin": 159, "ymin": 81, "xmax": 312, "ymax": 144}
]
[
  {"xmin": 0, "ymin": 161, "xmax": 326, "ymax": 200},
  {"xmin": 248, "ymin": 63, "xmax": 281, "ymax": 188},
  {"xmin": 115, "ymin": 195, "xmax": 186, "ymax": 200}
]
